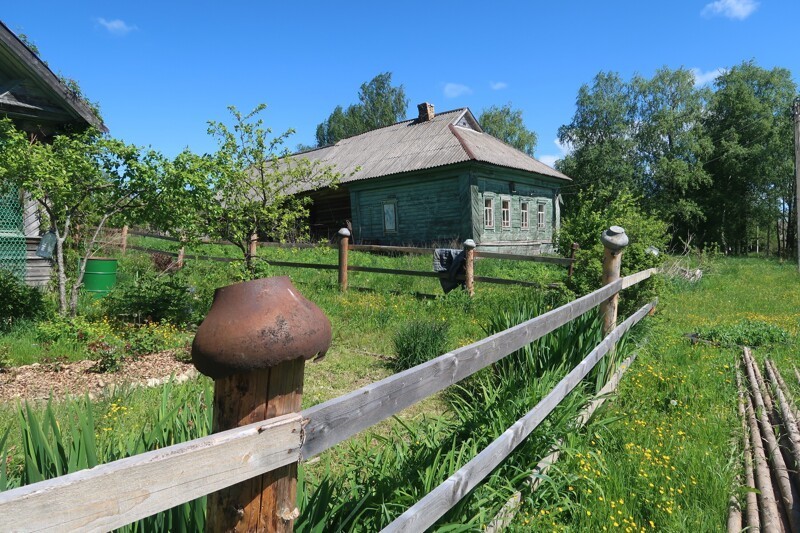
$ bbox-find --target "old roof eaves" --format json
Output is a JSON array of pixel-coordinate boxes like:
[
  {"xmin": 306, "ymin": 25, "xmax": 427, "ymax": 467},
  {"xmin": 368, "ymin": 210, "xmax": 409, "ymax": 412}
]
[{"xmin": 0, "ymin": 21, "xmax": 107, "ymax": 132}]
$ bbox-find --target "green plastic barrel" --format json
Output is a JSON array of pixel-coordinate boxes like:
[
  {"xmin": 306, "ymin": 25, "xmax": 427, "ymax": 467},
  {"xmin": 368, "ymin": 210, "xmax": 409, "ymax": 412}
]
[{"xmin": 82, "ymin": 258, "xmax": 118, "ymax": 299}]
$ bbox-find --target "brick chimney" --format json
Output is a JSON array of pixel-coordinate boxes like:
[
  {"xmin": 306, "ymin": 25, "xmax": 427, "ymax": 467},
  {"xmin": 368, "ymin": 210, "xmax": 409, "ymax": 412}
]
[{"xmin": 417, "ymin": 102, "xmax": 435, "ymax": 122}]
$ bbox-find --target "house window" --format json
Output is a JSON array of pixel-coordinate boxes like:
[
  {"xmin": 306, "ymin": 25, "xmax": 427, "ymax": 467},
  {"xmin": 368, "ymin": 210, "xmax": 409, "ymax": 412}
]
[
  {"xmin": 484, "ymin": 198, "xmax": 494, "ymax": 228},
  {"xmin": 521, "ymin": 202, "xmax": 529, "ymax": 229},
  {"xmin": 383, "ymin": 201, "xmax": 397, "ymax": 233},
  {"xmin": 537, "ymin": 203, "xmax": 546, "ymax": 229},
  {"xmin": 501, "ymin": 199, "xmax": 511, "ymax": 228}
]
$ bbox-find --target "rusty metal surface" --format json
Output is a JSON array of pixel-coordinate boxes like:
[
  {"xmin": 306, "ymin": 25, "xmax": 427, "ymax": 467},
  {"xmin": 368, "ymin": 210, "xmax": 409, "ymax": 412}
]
[{"xmin": 192, "ymin": 276, "xmax": 332, "ymax": 379}]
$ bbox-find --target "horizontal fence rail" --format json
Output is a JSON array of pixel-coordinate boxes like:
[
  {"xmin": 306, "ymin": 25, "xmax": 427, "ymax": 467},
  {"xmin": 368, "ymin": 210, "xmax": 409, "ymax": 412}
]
[
  {"xmin": 382, "ymin": 300, "xmax": 655, "ymax": 532},
  {"xmin": 0, "ymin": 265, "xmax": 657, "ymax": 531},
  {"xmin": 0, "ymin": 414, "xmax": 302, "ymax": 532}
]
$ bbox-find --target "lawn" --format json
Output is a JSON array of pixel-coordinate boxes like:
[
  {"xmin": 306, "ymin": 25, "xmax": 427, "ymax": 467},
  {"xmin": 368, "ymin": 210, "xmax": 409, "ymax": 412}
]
[{"xmin": 3, "ymin": 249, "xmax": 795, "ymax": 531}]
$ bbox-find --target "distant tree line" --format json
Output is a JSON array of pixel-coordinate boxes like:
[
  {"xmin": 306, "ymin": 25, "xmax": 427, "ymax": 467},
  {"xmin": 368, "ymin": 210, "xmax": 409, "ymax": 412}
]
[{"xmin": 556, "ymin": 61, "xmax": 797, "ymax": 255}]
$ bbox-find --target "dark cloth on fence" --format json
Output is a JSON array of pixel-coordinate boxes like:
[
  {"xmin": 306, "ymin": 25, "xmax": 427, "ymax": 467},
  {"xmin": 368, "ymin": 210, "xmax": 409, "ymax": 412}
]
[{"xmin": 433, "ymin": 248, "xmax": 466, "ymax": 293}]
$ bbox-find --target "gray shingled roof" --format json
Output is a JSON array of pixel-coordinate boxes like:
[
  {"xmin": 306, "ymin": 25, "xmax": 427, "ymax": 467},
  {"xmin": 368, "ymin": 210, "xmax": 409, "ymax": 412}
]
[{"xmin": 299, "ymin": 108, "xmax": 571, "ymax": 184}]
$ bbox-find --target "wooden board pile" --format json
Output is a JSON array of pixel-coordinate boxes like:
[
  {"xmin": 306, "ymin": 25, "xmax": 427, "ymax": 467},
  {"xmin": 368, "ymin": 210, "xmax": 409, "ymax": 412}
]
[{"xmin": 733, "ymin": 347, "xmax": 800, "ymax": 532}]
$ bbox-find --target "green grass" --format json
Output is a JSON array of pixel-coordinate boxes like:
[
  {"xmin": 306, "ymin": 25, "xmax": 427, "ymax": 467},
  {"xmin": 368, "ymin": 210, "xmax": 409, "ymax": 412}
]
[{"xmin": 511, "ymin": 257, "xmax": 800, "ymax": 531}]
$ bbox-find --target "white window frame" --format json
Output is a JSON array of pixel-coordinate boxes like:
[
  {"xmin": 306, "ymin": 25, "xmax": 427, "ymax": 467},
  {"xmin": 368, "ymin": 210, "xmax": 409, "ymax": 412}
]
[
  {"xmin": 520, "ymin": 201, "xmax": 529, "ymax": 229},
  {"xmin": 537, "ymin": 202, "xmax": 546, "ymax": 230},
  {"xmin": 484, "ymin": 197, "xmax": 494, "ymax": 229},
  {"xmin": 501, "ymin": 198, "xmax": 511, "ymax": 229},
  {"xmin": 383, "ymin": 200, "xmax": 397, "ymax": 234}
]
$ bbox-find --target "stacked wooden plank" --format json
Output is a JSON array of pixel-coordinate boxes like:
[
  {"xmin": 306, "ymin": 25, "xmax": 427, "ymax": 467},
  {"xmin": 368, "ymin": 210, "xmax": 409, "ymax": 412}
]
[{"xmin": 736, "ymin": 347, "xmax": 800, "ymax": 531}]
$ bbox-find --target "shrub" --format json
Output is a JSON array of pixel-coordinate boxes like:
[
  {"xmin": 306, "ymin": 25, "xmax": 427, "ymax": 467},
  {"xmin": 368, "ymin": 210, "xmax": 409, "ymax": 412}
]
[
  {"xmin": 123, "ymin": 322, "xmax": 183, "ymax": 358},
  {"xmin": 696, "ymin": 319, "xmax": 789, "ymax": 347},
  {"xmin": 0, "ymin": 269, "xmax": 46, "ymax": 331},
  {"xmin": 392, "ymin": 320, "xmax": 450, "ymax": 372},
  {"xmin": 103, "ymin": 271, "xmax": 193, "ymax": 325},
  {"xmin": 556, "ymin": 187, "xmax": 668, "ymax": 314}
]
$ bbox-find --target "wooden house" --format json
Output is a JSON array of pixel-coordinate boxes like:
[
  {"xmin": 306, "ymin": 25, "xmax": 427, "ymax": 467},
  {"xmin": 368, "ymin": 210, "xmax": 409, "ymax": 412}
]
[
  {"xmin": 302, "ymin": 103, "xmax": 571, "ymax": 255},
  {"xmin": 0, "ymin": 21, "xmax": 105, "ymax": 286}
]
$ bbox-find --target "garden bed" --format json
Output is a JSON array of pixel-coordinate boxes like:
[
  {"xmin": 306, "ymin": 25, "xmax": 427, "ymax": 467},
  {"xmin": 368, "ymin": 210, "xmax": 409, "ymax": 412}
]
[{"xmin": 0, "ymin": 349, "xmax": 196, "ymax": 403}]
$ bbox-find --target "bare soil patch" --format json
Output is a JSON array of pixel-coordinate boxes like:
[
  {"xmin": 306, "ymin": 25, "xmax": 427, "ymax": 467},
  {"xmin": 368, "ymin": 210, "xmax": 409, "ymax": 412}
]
[{"xmin": 0, "ymin": 351, "xmax": 198, "ymax": 403}]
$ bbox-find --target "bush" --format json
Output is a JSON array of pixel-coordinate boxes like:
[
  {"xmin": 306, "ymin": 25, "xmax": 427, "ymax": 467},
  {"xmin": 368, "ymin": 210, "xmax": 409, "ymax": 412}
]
[
  {"xmin": 696, "ymin": 319, "xmax": 789, "ymax": 347},
  {"xmin": 103, "ymin": 271, "xmax": 193, "ymax": 325},
  {"xmin": 556, "ymin": 187, "xmax": 668, "ymax": 314},
  {"xmin": 0, "ymin": 269, "xmax": 47, "ymax": 331},
  {"xmin": 392, "ymin": 320, "xmax": 450, "ymax": 372}
]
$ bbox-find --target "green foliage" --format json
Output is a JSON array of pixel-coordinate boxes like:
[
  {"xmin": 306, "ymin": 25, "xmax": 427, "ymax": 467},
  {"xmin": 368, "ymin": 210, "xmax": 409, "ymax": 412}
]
[
  {"xmin": 191, "ymin": 104, "xmax": 342, "ymax": 275},
  {"xmin": 1, "ymin": 380, "xmax": 212, "ymax": 530},
  {"xmin": 315, "ymin": 72, "xmax": 408, "ymax": 146},
  {"xmin": 0, "ymin": 269, "xmax": 46, "ymax": 331},
  {"xmin": 701, "ymin": 61, "xmax": 797, "ymax": 253},
  {"xmin": 557, "ymin": 187, "xmax": 668, "ymax": 312},
  {"xmin": 391, "ymin": 320, "xmax": 450, "ymax": 372},
  {"xmin": 696, "ymin": 319, "xmax": 789, "ymax": 347},
  {"xmin": 103, "ymin": 271, "xmax": 193, "ymax": 325},
  {"xmin": 0, "ymin": 118, "xmax": 182, "ymax": 315},
  {"xmin": 478, "ymin": 103, "xmax": 538, "ymax": 156}
]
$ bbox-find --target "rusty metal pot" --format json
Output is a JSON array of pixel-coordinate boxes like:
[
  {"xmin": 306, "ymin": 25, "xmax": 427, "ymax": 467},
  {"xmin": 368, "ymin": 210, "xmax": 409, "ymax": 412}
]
[{"xmin": 191, "ymin": 276, "xmax": 331, "ymax": 379}]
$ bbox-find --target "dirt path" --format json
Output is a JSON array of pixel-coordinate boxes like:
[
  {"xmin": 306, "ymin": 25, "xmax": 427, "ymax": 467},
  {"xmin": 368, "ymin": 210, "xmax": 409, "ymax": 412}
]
[{"xmin": 0, "ymin": 351, "xmax": 198, "ymax": 403}]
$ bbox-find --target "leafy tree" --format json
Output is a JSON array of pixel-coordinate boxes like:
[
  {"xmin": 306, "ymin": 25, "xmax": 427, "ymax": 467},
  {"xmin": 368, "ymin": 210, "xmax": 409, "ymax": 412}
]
[
  {"xmin": 201, "ymin": 104, "xmax": 342, "ymax": 274},
  {"xmin": 0, "ymin": 120, "xmax": 169, "ymax": 315},
  {"xmin": 315, "ymin": 72, "xmax": 408, "ymax": 146},
  {"xmin": 478, "ymin": 103, "xmax": 538, "ymax": 156},
  {"xmin": 630, "ymin": 67, "xmax": 713, "ymax": 242},
  {"xmin": 701, "ymin": 61, "xmax": 796, "ymax": 253},
  {"xmin": 556, "ymin": 72, "xmax": 638, "ymax": 214}
]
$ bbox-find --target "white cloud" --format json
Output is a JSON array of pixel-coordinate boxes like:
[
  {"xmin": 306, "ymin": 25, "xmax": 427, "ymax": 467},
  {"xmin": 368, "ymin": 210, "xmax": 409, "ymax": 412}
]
[
  {"xmin": 96, "ymin": 18, "xmax": 137, "ymax": 36},
  {"xmin": 701, "ymin": 0, "xmax": 758, "ymax": 20},
  {"xmin": 490, "ymin": 81, "xmax": 508, "ymax": 90},
  {"xmin": 538, "ymin": 139, "xmax": 572, "ymax": 168},
  {"xmin": 691, "ymin": 67, "xmax": 727, "ymax": 86},
  {"xmin": 443, "ymin": 83, "xmax": 472, "ymax": 99}
]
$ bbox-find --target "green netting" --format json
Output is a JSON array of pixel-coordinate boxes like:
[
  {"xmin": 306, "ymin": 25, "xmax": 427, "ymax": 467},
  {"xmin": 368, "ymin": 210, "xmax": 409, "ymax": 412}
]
[{"xmin": 0, "ymin": 187, "xmax": 26, "ymax": 279}]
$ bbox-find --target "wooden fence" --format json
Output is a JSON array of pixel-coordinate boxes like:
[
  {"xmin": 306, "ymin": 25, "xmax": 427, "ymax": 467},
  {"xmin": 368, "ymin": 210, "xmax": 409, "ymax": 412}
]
[
  {"xmin": 0, "ymin": 231, "xmax": 657, "ymax": 531},
  {"xmin": 103, "ymin": 226, "xmax": 578, "ymax": 294}
]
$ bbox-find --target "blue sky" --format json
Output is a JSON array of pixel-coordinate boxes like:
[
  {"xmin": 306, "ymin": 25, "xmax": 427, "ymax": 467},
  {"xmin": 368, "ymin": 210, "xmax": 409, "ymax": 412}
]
[{"xmin": 4, "ymin": 1, "xmax": 799, "ymax": 165}]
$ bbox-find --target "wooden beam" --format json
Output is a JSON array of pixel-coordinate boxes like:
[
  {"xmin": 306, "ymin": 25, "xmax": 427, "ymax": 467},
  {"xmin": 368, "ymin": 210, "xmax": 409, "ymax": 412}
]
[
  {"xmin": 300, "ymin": 280, "xmax": 624, "ymax": 459},
  {"xmin": 382, "ymin": 301, "xmax": 655, "ymax": 532},
  {"xmin": 0, "ymin": 413, "xmax": 302, "ymax": 532}
]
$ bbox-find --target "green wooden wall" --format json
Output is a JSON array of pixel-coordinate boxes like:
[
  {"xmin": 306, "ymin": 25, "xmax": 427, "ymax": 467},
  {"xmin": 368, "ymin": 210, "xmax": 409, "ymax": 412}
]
[
  {"xmin": 349, "ymin": 168, "xmax": 472, "ymax": 245},
  {"xmin": 348, "ymin": 163, "xmax": 564, "ymax": 252}
]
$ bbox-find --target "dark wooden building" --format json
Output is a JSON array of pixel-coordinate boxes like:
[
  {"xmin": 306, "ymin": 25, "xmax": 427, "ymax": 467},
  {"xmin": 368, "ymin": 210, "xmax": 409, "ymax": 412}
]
[
  {"xmin": 302, "ymin": 103, "xmax": 571, "ymax": 255},
  {"xmin": 0, "ymin": 21, "xmax": 105, "ymax": 286}
]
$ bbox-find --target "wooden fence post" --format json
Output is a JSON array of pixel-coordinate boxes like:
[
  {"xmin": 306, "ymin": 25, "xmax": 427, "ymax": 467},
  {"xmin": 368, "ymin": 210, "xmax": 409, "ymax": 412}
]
[
  {"xmin": 120, "ymin": 225, "xmax": 129, "ymax": 255},
  {"xmin": 338, "ymin": 228, "xmax": 350, "ymax": 292},
  {"xmin": 249, "ymin": 232, "xmax": 258, "ymax": 259},
  {"xmin": 599, "ymin": 226, "xmax": 629, "ymax": 335},
  {"xmin": 567, "ymin": 242, "xmax": 579, "ymax": 279},
  {"xmin": 177, "ymin": 246, "xmax": 185, "ymax": 269},
  {"xmin": 463, "ymin": 239, "xmax": 476, "ymax": 296},
  {"xmin": 192, "ymin": 277, "xmax": 331, "ymax": 533}
]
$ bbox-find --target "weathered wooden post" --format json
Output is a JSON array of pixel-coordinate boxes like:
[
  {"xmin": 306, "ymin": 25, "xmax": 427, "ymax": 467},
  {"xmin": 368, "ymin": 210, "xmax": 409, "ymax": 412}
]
[
  {"xmin": 338, "ymin": 227, "xmax": 350, "ymax": 292},
  {"xmin": 249, "ymin": 232, "xmax": 259, "ymax": 259},
  {"xmin": 120, "ymin": 225, "xmax": 129, "ymax": 255},
  {"xmin": 177, "ymin": 246, "xmax": 185, "ymax": 269},
  {"xmin": 567, "ymin": 242, "xmax": 579, "ymax": 279},
  {"xmin": 463, "ymin": 239, "xmax": 476, "ymax": 296},
  {"xmin": 192, "ymin": 277, "xmax": 331, "ymax": 532},
  {"xmin": 600, "ymin": 226, "xmax": 628, "ymax": 335}
]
